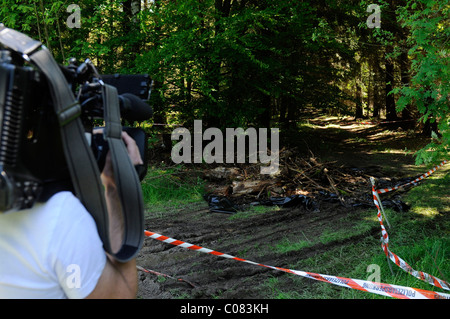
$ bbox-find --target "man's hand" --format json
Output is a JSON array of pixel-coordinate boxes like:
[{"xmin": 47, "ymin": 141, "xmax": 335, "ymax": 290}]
[
  {"xmin": 87, "ymin": 130, "xmax": 143, "ymax": 299},
  {"xmin": 100, "ymin": 131, "xmax": 143, "ymax": 183},
  {"xmin": 121, "ymin": 131, "xmax": 144, "ymax": 166}
]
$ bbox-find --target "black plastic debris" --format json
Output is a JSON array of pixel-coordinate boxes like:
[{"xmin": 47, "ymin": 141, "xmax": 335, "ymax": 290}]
[
  {"xmin": 203, "ymin": 194, "xmax": 240, "ymax": 214},
  {"xmin": 318, "ymin": 191, "xmax": 341, "ymax": 203},
  {"xmin": 204, "ymin": 193, "xmax": 318, "ymax": 214},
  {"xmin": 254, "ymin": 195, "xmax": 318, "ymax": 211},
  {"xmin": 381, "ymin": 199, "xmax": 410, "ymax": 212}
]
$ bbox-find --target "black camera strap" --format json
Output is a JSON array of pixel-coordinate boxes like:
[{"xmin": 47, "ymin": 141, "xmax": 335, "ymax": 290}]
[
  {"xmin": 0, "ymin": 26, "xmax": 143, "ymax": 262},
  {"xmin": 101, "ymin": 83, "xmax": 145, "ymax": 260}
]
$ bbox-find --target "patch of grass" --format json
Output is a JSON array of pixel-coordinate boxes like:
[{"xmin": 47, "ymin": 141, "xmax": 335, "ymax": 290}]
[
  {"xmin": 270, "ymin": 212, "xmax": 376, "ymax": 255},
  {"xmin": 404, "ymin": 166, "xmax": 450, "ymax": 215},
  {"xmin": 141, "ymin": 164, "xmax": 206, "ymax": 216},
  {"xmin": 274, "ymin": 237, "xmax": 311, "ymax": 254},
  {"xmin": 319, "ymin": 221, "xmax": 375, "ymax": 245},
  {"xmin": 228, "ymin": 205, "xmax": 280, "ymax": 220},
  {"xmin": 265, "ymin": 276, "xmax": 302, "ymax": 299}
]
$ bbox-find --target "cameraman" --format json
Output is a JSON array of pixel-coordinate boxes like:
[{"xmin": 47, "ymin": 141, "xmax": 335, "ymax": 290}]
[{"xmin": 0, "ymin": 131, "xmax": 142, "ymax": 299}]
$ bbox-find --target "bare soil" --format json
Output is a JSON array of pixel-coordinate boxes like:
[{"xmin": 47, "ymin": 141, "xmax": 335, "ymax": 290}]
[{"xmin": 136, "ymin": 116, "xmax": 431, "ymax": 299}]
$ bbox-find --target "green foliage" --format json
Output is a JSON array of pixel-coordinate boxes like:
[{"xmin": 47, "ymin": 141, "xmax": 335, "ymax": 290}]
[
  {"xmin": 0, "ymin": 0, "xmax": 358, "ymax": 129},
  {"xmin": 132, "ymin": 0, "xmax": 356, "ymax": 128},
  {"xmin": 1, "ymin": 0, "xmax": 448, "ymax": 163},
  {"xmin": 394, "ymin": 0, "xmax": 450, "ymax": 165}
]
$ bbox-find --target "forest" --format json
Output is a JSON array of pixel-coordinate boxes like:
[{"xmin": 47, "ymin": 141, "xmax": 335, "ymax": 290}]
[
  {"xmin": 1, "ymin": 0, "xmax": 448, "ymax": 164},
  {"xmin": 1, "ymin": 0, "xmax": 449, "ymax": 300}
]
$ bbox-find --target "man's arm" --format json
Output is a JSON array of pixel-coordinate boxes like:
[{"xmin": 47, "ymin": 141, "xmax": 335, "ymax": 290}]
[
  {"xmin": 85, "ymin": 254, "xmax": 137, "ymax": 299},
  {"xmin": 86, "ymin": 131, "xmax": 143, "ymax": 299}
]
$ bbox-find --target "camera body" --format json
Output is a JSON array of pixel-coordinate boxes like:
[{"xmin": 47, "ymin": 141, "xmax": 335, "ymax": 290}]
[{"xmin": 0, "ymin": 50, "xmax": 152, "ymax": 212}]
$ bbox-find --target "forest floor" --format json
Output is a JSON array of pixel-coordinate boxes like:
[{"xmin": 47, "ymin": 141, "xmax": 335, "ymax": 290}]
[{"xmin": 136, "ymin": 113, "xmax": 445, "ymax": 300}]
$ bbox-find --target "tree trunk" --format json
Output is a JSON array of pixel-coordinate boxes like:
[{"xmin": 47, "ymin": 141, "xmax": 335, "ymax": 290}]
[
  {"xmin": 373, "ymin": 51, "xmax": 383, "ymax": 118},
  {"xmin": 202, "ymin": 0, "xmax": 234, "ymax": 128},
  {"xmin": 355, "ymin": 63, "xmax": 363, "ymax": 119},
  {"xmin": 258, "ymin": 95, "xmax": 272, "ymax": 128},
  {"xmin": 398, "ymin": 30, "xmax": 413, "ymax": 120},
  {"xmin": 367, "ymin": 53, "xmax": 374, "ymax": 116},
  {"xmin": 385, "ymin": 54, "xmax": 397, "ymax": 121},
  {"xmin": 123, "ymin": 0, "xmax": 141, "ymax": 69}
]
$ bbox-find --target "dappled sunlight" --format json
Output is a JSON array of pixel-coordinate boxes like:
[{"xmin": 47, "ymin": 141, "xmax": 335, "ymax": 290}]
[
  {"xmin": 405, "ymin": 167, "xmax": 450, "ymax": 216},
  {"xmin": 292, "ymin": 116, "xmax": 435, "ymax": 177},
  {"xmin": 410, "ymin": 206, "xmax": 441, "ymax": 218}
]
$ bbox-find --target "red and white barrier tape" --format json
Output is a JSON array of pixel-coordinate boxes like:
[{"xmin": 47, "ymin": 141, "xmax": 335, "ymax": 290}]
[
  {"xmin": 376, "ymin": 160, "xmax": 448, "ymax": 194},
  {"xmin": 143, "ymin": 230, "xmax": 450, "ymax": 299},
  {"xmin": 371, "ymin": 159, "xmax": 449, "ymax": 291},
  {"xmin": 372, "ymin": 185, "xmax": 450, "ymax": 291}
]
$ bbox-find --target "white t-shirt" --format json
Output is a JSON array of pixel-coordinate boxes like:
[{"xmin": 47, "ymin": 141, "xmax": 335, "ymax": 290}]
[{"xmin": 0, "ymin": 191, "xmax": 106, "ymax": 299}]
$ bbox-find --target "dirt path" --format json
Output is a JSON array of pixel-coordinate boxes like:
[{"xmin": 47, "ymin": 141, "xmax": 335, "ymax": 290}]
[
  {"xmin": 136, "ymin": 117, "xmax": 431, "ymax": 299},
  {"xmin": 138, "ymin": 200, "xmax": 379, "ymax": 299}
]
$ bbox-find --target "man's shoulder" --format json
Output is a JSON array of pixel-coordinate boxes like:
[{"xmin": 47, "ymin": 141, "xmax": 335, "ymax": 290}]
[
  {"xmin": 37, "ymin": 191, "xmax": 94, "ymax": 233},
  {"xmin": 44, "ymin": 191, "xmax": 86, "ymax": 215},
  {"xmin": 47, "ymin": 191, "xmax": 80, "ymax": 205}
]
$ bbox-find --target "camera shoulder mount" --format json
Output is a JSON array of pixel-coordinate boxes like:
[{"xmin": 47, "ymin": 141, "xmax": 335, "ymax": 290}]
[{"xmin": 0, "ymin": 25, "xmax": 144, "ymax": 262}]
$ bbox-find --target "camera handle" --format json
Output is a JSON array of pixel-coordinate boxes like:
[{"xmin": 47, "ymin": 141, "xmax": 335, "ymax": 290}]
[{"xmin": 0, "ymin": 25, "xmax": 144, "ymax": 262}]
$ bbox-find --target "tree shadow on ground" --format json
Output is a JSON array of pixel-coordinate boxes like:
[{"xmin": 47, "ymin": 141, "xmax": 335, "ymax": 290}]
[{"xmin": 280, "ymin": 114, "xmax": 431, "ymax": 177}]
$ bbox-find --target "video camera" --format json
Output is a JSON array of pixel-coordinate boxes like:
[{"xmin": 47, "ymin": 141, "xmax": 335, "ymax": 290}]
[
  {"xmin": 0, "ymin": 51, "xmax": 152, "ymax": 210},
  {"xmin": 0, "ymin": 25, "xmax": 151, "ymax": 261},
  {"xmin": 64, "ymin": 58, "xmax": 153, "ymax": 180}
]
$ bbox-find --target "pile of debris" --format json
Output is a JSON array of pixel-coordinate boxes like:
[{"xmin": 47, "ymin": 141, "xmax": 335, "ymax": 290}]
[{"xmin": 201, "ymin": 149, "xmax": 377, "ymax": 213}]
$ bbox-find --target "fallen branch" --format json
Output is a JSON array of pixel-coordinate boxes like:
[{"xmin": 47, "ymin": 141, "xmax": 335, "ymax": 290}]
[
  {"xmin": 323, "ymin": 168, "xmax": 347, "ymax": 207},
  {"xmin": 137, "ymin": 265, "xmax": 197, "ymax": 288}
]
